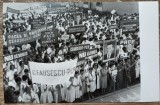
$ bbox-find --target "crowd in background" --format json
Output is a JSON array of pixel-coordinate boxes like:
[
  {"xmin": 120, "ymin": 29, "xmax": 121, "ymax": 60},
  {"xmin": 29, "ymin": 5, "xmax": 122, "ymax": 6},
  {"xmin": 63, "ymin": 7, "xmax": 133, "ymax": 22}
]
[{"xmin": 3, "ymin": 5, "xmax": 140, "ymax": 103}]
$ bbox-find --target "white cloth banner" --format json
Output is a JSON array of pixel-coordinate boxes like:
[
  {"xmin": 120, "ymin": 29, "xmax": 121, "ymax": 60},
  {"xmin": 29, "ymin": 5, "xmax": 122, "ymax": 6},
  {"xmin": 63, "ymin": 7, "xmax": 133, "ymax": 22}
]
[{"xmin": 29, "ymin": 59, "xmax": 77, "ymax": 85}]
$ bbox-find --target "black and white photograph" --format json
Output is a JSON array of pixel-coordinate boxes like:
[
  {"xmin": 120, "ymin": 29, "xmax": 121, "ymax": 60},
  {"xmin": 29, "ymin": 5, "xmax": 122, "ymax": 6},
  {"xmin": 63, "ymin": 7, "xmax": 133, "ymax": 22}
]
[{"xmin": 2, "ymin": 1, "xmax": 159, "ymax": 103}]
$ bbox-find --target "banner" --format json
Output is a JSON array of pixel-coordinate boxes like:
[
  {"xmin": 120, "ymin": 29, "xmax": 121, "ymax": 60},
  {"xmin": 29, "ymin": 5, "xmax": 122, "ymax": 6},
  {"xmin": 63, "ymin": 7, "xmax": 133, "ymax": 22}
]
[
  {"xmin": 67, "ymin": 25, "xmax": 86, "ymax": 34},
  {"xmin": 4, "ymin": 50, "xmax": 28, "ymax": 63},
  {"xmin": 29, "ymin": 59, "xmax": 77, "ymax": 85},
  {"xmin": 31, "ymin": 19, "xmax": 45, "ymax": 29},
  {"xmin": 20, "ymin": 6, "xmax": 47, "ymax": 13},
  {"xmin": 47, "ymin": 7, "xmax": 75, "ymax": 14},
  {"xmin": 119, "ymin": 39, "xmax": 135, "ymax": 52},
  {"xmin": 103, "ymin": 40, "xmax": 117, "ymax": 62},
  {"xmin": 69, "ymin": 44, "xmax": 90, "ymax": 52},
  {"xmin": 6, "ymin": 7, "xmax": 20, "ymax": 13},
  {"xmin": 41, "ymin": 30, "xmax": 58, "ymax": 44},
  {"xmin": 7, "ymin": 22, "xmax": 54, "ymax": 46},
  {"xmin": 13, "ymin": 20, "xmax": 25, "ymax": 23},
  {"xmin": 79, "ymin": 49, "xmax": 97, "ymax": 59},
  {"xmin": 120, "ymin": 20, "xmax": 139, "ymax": 33}
]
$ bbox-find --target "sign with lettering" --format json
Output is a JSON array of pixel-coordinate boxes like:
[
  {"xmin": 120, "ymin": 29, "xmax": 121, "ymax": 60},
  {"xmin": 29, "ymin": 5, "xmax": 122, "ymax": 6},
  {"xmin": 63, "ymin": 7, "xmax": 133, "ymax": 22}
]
[
  {"xmin": 67, "ymin": 25, "xmax": 86, "ymax": 34},
  {"xmin": 31, "ymin": 19, "xmax": 45, "ymax": 29},
  {"xmin": 4, "ymin": 50, "xmax": 28, "ymax": 63},
  {"xmin": 29, "ymin": 59, "xmax": 77, "ymax": 85},
  {"xmin": 120, "ymin": 20, "xmax": 139, "ymax": 33},
  {"xmin": 119, "ymin": 39, "xmax": 135, "ymax": 52},
  {"xmin": 41, "ymin": 31, "xmax": 55, "ymax": 44},
  {"xmin": 13, "ymin": 20, "xmax": 25, "ymax": 23},
  {"xmin": 7, "ymin": 22, "xmax": 54, "ymax": 46},
  {"xmin": 69, "ymin": 44, "xmax": 90, "ymax": 52},
  {"xmin": 79, "ymin": 49, "xmax": 98, "ymax": 59}
]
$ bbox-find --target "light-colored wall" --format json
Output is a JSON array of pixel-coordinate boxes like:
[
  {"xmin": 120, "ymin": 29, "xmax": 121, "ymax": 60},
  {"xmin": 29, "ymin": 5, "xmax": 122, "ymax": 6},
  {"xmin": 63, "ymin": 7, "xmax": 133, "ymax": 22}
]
[
  {"xmin": 76, "ymin": 2, "xmax": 139, "ymax": 15},
  {"xmin": 102, "ymin": 2, "xmax": 139, "ymax": 15}
]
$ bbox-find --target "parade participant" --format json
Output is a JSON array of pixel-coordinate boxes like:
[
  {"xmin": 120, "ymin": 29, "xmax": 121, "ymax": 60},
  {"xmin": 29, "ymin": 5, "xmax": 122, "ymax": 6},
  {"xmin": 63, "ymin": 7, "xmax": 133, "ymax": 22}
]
[
  {"xmin": 73, "ymin": 71, "xmax": 82, "ymax": 101},
  {"xmin": 65, "ymin": 77, "xmax": 76, "ymax": 103},
  {"xmin": 6, "ymin": 64, "xmax": 17, "ymax": 87},
  {"xmin": 22, "ymin": 86, "xmax": 36, "ymax": 103},
  {"xmin": 124, "ymin": 58, "xmax": 131, "ymax": 88},
  {"xmin": 100, "ymin": 63, "xmax": 108, "ymax": 94},
  {"xmin": 93, "ymin": 63, "xmax": 101, "ymax": 95},
  {"xmin": 116, "ymin": 59, "xmax": 125, "ymax": 89},
  {"xmin": 80, "ymin": 69, "xmax": 87, "ymax": 99},
  {"xmin": 135, "ymin": 55, "xmax": 140, "ymax": 82},
  {"xmin": 17, "ymin": 61, "xmax": 29, "ymax": 77}
]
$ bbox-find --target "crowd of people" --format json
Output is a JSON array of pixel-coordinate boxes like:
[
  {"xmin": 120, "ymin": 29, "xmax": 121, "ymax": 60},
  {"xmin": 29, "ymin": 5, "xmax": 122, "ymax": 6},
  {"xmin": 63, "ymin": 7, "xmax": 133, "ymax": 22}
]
[{"xmin": 3, "ymin": 5, "xmax": 140, "ymax": 103}]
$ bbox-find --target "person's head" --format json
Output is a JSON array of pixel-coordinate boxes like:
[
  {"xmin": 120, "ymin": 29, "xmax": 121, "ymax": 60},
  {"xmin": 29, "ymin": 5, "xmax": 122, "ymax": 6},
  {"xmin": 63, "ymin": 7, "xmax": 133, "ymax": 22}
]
[
  {"xmin": 22, "ymin": 75, "xmax": 28, "ymax": 82},
  {"xmin": 122, "ymin": 46, "xmax": 127, "ymax": 52},
  {"xmin": 74, "ymin": 71, "xmax": 79, "ymax": 77},
  {"xmin": 135, "ymin": 55, "xmax": 140, "ymax": 60},
  {"xmin": 24, "ymin": 69, "xmax": 29, "ymax": 74},
  {"xmin": 106, "ymin": 44, "xmax": 114, "ymax": 54},
  {"xmin": 88, "ymin": 67, "xmax": 93, "ymax": 73},
  {"xmin": 15, "ymin": 77, "xmax": 21, "ymax": 85},
  {"xmin": 19, "ymin": 61, "xmax": 24, "ymax": 67},
  {"xmin": 101, "ymin": 62, "xmax": 106, "ymax": 68},
  {"xmin": 93, "ymin": 63, "xmax": 98, "ymax": 69},
  {"xmin": 118, "ymin": 59, "xmax": 123, "ymax": 65},
  {"xmin": 10, "ymin": 65, "xmax": 15, "ymax": 71},
  {"xmin": 80, "ymin": 69, "xmax": 84, "ymax": 75},
  {"xmin": 28, "ymin": 80, "xmax": 32, "ymax": 86},
  {"xmin": 76, "ymin": 15, "xmax": 81, "ymax": 22}
]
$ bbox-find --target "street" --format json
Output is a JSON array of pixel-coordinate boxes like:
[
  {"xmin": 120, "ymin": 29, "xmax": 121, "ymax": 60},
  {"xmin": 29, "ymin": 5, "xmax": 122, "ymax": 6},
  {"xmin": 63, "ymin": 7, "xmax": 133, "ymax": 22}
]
[{"xmin": 84, "ymin": 84, "xmax": 140, "ymax": 102}]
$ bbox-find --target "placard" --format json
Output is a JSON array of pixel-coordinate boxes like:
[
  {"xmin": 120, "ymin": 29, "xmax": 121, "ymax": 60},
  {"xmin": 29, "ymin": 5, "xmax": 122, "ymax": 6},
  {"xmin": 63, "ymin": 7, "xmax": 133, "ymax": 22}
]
[
  {"xmin": 41, "ymin": 31, "xmax": 55, "ymax": 44},
  {"xmin": 120, "ymin": 20, "xmax": 139, "ymax": 33},
  {"xmin": 67, "ymin": 25, "xmax": 86, "ymax": 34},
  {"xmin": 7, "ymin": 22, "xmax": 54, "ymax": 46},
  {"xmin": 103, "ymin": 40, "xmax": 117, "ymax": 62},
  {"xmin": 69, "ymin": 44, "xmax": 90, "ymax": 52},
  {"xmin": 4, "ymin": 50, "xmax": 28, "ymax": 63},
  {"xmin": 119, "ymin": 39, "xmax": 135, "ymax": 52},
  {"xmin": 79, "ymin": 49, "xmax": 98, "ymax": 59},
  {"xmin": 31, "ymin": 19, "xmax": 45, "ymax": 29}
]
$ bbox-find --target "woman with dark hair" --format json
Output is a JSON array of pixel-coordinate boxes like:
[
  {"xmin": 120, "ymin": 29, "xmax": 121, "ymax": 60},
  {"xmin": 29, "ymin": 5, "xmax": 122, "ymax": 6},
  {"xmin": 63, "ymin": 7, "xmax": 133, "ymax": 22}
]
[
  {"xmin": 6, "ymin": 64, "xmax": 17, "ymax": 87},
  {"xmin": 116, "ymin": 59, "xmax": 125, "ymax": 89},
  {"xmin": 93, "ymin": 63, "xmax": 101, "ymax": 95},
  {"xmin": 17, "ymin": 61, "xmax": 29, "ymax": 77},
  {"xmin": 28, "ymin": 80, "xmax": 40, "ymax": 103},
  {"xmin": 100, "ymin": 62, "xmax": 108, "ymax": 94},
  {"xmin": 124, "ymin": 58, "xmax": 131, "ymax": 88},
  {"xmin": 22, "ymin": 86, "xmax": 36, "ymax": 103}
]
